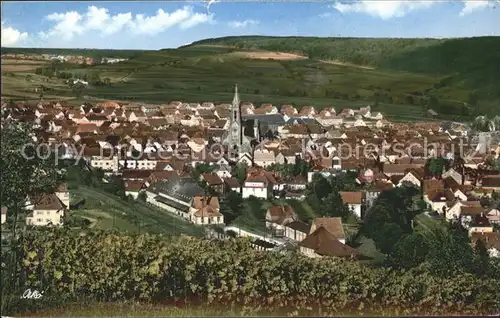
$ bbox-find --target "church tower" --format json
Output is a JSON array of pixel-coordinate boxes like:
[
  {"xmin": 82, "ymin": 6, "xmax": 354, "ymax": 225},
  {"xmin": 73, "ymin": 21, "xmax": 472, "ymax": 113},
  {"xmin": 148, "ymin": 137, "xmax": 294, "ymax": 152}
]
[
  {"xmin": 222, "ymin": 84, "xmax": 252, "ymax": 161},
  {"xmin": 228, "ymin": 84, "xmax": 242, "ymax": 156}
]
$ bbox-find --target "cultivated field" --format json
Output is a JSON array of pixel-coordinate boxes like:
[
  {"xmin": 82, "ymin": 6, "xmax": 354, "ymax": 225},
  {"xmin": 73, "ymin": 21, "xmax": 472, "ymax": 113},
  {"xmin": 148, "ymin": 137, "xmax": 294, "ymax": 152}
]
[
  {"xmin": 1, "ymin": 58, "xmax": 47, "ymax": 72},
  {"xmin": 231, "ymin": 51, "xmax": 307, "ymax": 60}
]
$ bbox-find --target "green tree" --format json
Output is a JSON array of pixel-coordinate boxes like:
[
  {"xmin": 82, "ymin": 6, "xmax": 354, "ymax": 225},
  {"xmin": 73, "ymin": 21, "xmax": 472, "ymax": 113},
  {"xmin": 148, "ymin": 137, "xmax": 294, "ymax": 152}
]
[
  {"xmin": 1, "ymin": 122, "xmax": 63, "ymax": 212},
  {"xmin": 137, "ymin": 191, "xmax": 147, "ymax": 202},
  {"xmin": 321, "ymin": 191, "xmax": 350, "ymax": 220},
  {"xmin": 234, "ymin": 163, "xmax": 247, "ymax": 185},
  {"xmin": 306, "ymin": 173, "xmax": 332, "ymax": 201},
  {"xmin": 426, "ymin": 157, "xmax": 448, "ymax": 178},
  {"xmin": 387, "ymin": 233, "xmax": 429, "ymax": 269},
  {"xmin": 220, "ymin": 190, "xmax": 243, "ymax": 224},
  {"xmin": 72, "ymin": 82, "xmax": 86, "ymax": 98},
  {"xmin": 474, "ymin": 238, "xmax": 490, "ymax": 276},
  {"xmin": 426, "ymin": 222, "xmax": 477, "ymax": 277}
]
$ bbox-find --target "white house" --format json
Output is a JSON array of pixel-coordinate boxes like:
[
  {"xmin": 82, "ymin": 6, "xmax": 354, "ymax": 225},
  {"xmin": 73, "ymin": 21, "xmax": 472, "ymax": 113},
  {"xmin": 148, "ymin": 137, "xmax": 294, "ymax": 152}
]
[
  {"xmin": 265, "ymin": 205, "xmax": 297, "ymax": 237},
  {"xmin": 340, "ymin": 192, "xmax": 363, "ymax": 218},
  {"xmin": 284, "ymin": 220, "xmax": 310, "ymax": 242},
  {"xmin": 26, "ymin": 194, "xmax": 65, "ymax": 226},
  {"xmin": 242, "ymin": 170, "xmax": 276, "ymax": 199},
  {"xmin": 253, "ymin": 149, "xmax": 276, "ymax": 168}
]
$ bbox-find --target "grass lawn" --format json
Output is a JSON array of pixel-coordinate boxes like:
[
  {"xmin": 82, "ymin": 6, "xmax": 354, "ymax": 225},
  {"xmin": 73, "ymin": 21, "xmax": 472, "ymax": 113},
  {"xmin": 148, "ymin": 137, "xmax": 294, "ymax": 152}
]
[{"xmin": 69, "ymin": 186, "xmax": 204, "ymax": 237}]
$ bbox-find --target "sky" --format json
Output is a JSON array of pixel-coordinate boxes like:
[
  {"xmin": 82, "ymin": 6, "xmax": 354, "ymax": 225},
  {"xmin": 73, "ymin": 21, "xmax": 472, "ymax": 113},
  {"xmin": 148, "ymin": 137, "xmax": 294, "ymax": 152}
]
[{"xmin": 1, "ymin": 1, "xmax": 499, "ymax": 49}]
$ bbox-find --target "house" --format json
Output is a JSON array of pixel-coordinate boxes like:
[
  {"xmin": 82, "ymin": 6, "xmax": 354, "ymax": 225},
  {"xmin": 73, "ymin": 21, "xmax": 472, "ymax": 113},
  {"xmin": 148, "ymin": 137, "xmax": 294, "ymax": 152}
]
[
  {"xmin": 424, "ymin": 188, "xmax": 455, "ymax": 213},
  {"xmin": 190, "ymin": 195, "xmax": 224, "ymax": 225},
  {"xmin": 275, "ymin": 150, "xmax": 297, "ymax": 165},
  {"xmin": 444, "ymin": 200, "xmax": 482, "ymax": 221},
  {"xmin": 253, "ymin": 149, "xmax": 276, "ymax": 168},
  {"xmin": 55, "ymin": 183, "xmax": 70, "ymax": 208},
  {"xmin": 309, "ymin": 217, "xmax": 345, "ymax": 243},
  {"xmin": 481, "ymin": 176, "xmax": 500, "ymax": 191},
  {"xmin": 26, "ymin": 194, "xmax": 65, "ymax": 226},
  {"xmin": 285, "ymin": 175, "xmax": 308, "ymax": 191},
  {"xmin": 242, "ymin": 170, "xmax": 276, "ymax": 199},
  {"xmin": 215, "ymin": 164, "xmax": 232, "ymax": 179},
  {"xmin": 1, "ymin": 207, "xmax": 6, "ymax": 225},
  {"xmin": 146, "ymin": 179, "xmax": 205, "ymax": 219},
  {"xmin": 467, "ymin": 213, "xmax": 494, "ymax": 235},
  {"xmin": 299, "ymin": 226, "xmax": 364, "ymax": 259},
  {"xmin": 265, "ymin": 205, "xmax": 297, "ymax": 237},
  {"xmin": 340, "ymin": 192, "xmax": 363, "ymax": 218},
  {"xmin": 250, "ymin": 239, "xmax": 278, "ymax": 251},
  {"xmin": 200, "ymin": 172, "xmax": 225, "ymax": 193},
  {"xmin": 124, "ymin": 180, "xmax": 145, "ymax": 199},
  {"xmin": 237, "ymin": 153, "xmax": 253, "ymax": 166},
  {"xmin": 284, "ymin": 220, "xmax": 311, "ymax": 242},
  {"xmin": 470, "ymin": 232, "xmax": 500, "ymax": 258},
  {"xmin": 485, "ymin": 208, "xmax": 500, "ymax": 224},
  {"xmin": 397, "ymin": 170, "xmax": 422, "ymax": 188},
  {"xmin": 442, "ymin": 167, "xmax": 463, "ymax": 185},
  {"xmin": 224, "ymin": 177, "xmax": 241, "ymax": 193},
  {"xmin": 364, "ymin": 181, "xmax": 394, "ymax": 209}
]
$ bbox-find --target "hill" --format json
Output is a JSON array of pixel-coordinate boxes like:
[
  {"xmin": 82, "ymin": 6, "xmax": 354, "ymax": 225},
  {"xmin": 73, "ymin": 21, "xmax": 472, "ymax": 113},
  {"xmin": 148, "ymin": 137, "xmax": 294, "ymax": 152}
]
[
  {"xmin": 0, "ymin": 47, "xmax": 150, "ymax": 59},
  {"xmin": 2, "ymin": 36, "xmax": 499, "ymax": 120},
  {"xmin": 191, "ymin": 36, "xmax": 500, "ymax": 115}
]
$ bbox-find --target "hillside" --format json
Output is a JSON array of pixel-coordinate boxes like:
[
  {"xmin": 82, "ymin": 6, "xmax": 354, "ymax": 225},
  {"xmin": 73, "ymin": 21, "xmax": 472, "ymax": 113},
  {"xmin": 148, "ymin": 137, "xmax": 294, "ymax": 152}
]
[
  {"xmin": 1, "ymin": 47, "xmax": 150, "ymax": 59},
  {"xmin": 190, "ymin": 36, "xmax": 500, "ymax": 115},
  {"xmin": 2, "ymin": 36, "xmax": 499, "ymax": 119}
]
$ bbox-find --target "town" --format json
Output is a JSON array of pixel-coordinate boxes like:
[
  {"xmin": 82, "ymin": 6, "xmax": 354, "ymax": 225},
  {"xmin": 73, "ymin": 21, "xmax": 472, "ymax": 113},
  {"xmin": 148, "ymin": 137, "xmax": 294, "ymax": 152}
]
[{"xmin": 2, "ymin": 84, "xmax": 499, "ymax": 260}]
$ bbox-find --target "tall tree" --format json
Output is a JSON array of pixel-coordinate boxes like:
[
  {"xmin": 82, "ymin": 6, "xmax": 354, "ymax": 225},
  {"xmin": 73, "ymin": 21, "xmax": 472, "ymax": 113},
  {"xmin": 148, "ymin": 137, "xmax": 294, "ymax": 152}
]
[{"xmin": 1, "ymin": 122, "xmax": 63, "ymax": 212}]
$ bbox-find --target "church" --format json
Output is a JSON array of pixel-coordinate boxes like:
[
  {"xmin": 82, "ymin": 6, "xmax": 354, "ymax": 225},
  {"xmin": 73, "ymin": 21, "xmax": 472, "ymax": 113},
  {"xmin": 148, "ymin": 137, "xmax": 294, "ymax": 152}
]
[{"xmin": 221, "ymin": 85, "xmax": 254, "ymax": 161}]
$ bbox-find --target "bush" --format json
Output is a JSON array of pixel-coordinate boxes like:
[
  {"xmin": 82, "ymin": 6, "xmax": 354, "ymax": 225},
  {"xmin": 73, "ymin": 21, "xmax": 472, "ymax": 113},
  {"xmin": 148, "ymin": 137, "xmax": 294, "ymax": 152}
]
[{"xmin": 3, "ymin": 228, "xmax": 499, "ymax": 315}]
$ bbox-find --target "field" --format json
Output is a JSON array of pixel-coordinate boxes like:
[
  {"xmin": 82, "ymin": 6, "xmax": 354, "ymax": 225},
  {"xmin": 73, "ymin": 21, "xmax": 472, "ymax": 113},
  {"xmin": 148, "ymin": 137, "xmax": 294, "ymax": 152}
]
[
  {"xmin": 69, "ymin": 186, "xmax": 204, "ymax": 237},
  {"xmin": 3, "ymin": 36, "xmax": 499, "ymax": 120}
]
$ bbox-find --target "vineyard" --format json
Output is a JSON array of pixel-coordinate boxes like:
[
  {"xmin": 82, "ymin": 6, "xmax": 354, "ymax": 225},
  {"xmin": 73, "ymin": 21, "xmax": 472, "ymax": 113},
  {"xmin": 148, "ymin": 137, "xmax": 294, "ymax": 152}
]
[{"xmin": 2, "ymin": 228, "xmax": 499, "ymax": 316}]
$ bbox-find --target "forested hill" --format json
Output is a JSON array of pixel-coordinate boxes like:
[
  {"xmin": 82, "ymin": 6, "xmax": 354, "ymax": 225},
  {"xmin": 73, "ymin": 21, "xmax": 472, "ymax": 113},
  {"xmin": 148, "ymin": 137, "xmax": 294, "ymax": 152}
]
[
  {"xmin": 188, "ymin": 36, "xmax": 500, "ymax": 115},
  {"xmin": 189, "ymin": 36, "xmax": 500, "ymax": 75}
]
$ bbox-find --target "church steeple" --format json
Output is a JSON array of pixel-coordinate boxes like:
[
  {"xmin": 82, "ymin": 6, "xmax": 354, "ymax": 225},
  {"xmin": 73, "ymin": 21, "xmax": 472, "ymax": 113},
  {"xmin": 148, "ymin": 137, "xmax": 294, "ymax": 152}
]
[
  {"xmin": 231, "ymin": 84, "xmax": 240, "ymax": 123},
  {"xmin": 233, "ymin": 84, "xmax": 239, "ymax": 106}
]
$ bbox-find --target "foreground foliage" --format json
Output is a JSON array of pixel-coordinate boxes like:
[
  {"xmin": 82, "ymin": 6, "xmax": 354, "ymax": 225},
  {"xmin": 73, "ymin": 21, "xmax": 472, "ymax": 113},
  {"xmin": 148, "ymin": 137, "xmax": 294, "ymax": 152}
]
[{"xmin": 3, "ymin": 229, "xmax": 499, "ymax": 315}]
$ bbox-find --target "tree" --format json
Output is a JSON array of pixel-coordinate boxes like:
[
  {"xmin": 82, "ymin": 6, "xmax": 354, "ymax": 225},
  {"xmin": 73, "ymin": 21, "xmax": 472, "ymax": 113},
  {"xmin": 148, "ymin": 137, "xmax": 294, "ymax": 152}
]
[
  {"xmin": 234, "ymin": 163, "xmax": 247, "ymax": 185},
  {"xmin": 89, "ymin": 72, "xmax": 102, "ymax": 85},
  {"xmin": 361, "ymin": 187, "xmax": 421, "ymax": 255},
  {"xmin": 220, "ymin": 190, "xmax": 243, "ymax": 224},
  {"xmin": 426, "ymin": 157, "xmax": 448, "ymax": 178},
  {"xmin": 137, "ymin": 191, "xmax": 147, "ymax": 202},
  {"xmin": 72, "ymin": 82, "xmax": 86, "ymax": 98},
  {"xmin": 387, "ymin": 233, "xmax": 429, "ymax": 269},
  {"xmin": 1, "ymin": 122, "xmax": 63, "ymax": 212},
  {"xmin": 474, "ymin": 238, "xmax": 490, "ymax": 276},
  {"xmin": 320, "ymin": 192, "xmax": 350, "ymax": 220},
  {"xmin": 425, "ymin": 222, "xmax": 477, "ymax": 277},
  {"xmin": 306, "ymin": 173, "xmax": 332, "ymax": 201}
]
